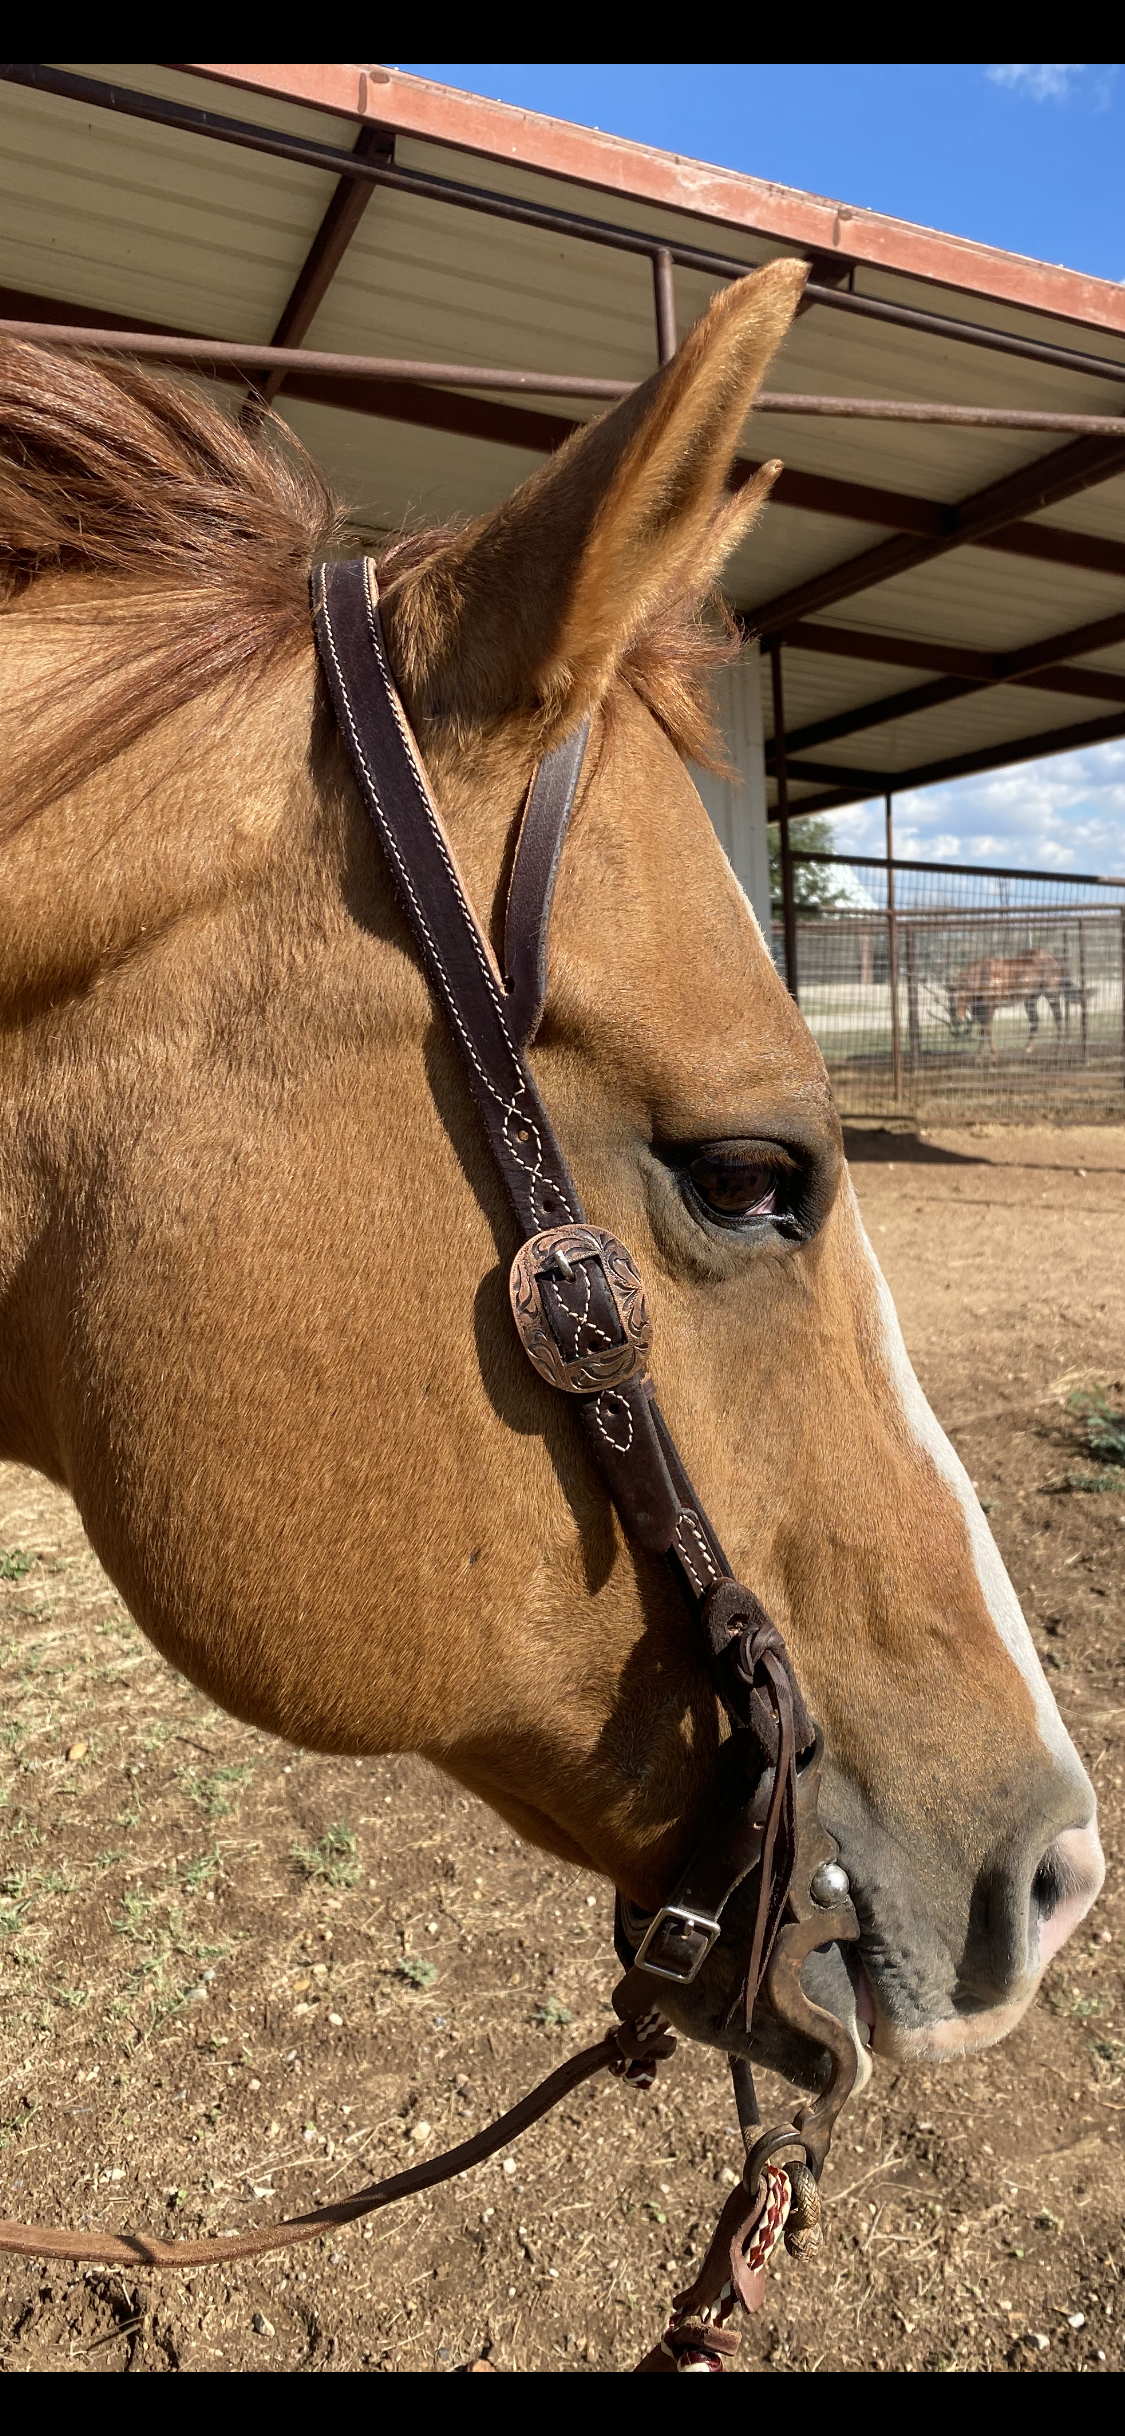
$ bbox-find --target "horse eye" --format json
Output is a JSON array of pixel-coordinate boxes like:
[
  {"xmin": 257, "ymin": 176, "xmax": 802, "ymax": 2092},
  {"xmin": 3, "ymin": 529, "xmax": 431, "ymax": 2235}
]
[{"xmin": 688, "ymin": 1153, "xmax": 781, "ymax": 1220}]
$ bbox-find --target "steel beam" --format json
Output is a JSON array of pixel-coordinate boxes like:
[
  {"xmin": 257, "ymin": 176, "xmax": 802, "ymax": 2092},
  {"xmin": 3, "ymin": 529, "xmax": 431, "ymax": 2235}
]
[
  {"xmin": 183, "ymin": 64, "xmax": 1125, "ymax": 349},
  {"xmin": 2, "ymin": 275, "xmax": 1122, "ymax": 582},
  {"xmin": 770, "ymin": 647, "xmax": 799, "ymax": 1000},
  {"xmin": 652, "ymin": 250, "xmax": 678, "ymax": 366},
  {"xmin": 773, "ymin": 704, "xmax": 1125, "ymax": 816},
  {"xmin": 758, "ymin": 618, "xmax": 1125, "ymax": 705},
  {"xmin": 6, "ymin": 65, "xmax": 1125, "ymax": 389},
  {"xmin": 748, "ymin": 430, "xmax": 1125, "ymax": 632},
  {"xmin": 257, "ymin": 122, "xmax": 395, "ymax": 405},
  {"xmin": 765, "ymin": 606, "xmax": 1125, "ymax": 758},
  {"xmin": 762, "ymin": 618, "xmax": 1122, "ymax": 686},
  {"xmin": 781, "ymin": 758, "xmax": 901, "ymax": 790},
  {"xmin": 770, "ymin": 677, "xmax": 976, "ymax": 757},
  {"xmin": 11, "ymin": 306, "xmax": 1122, "ymax": 436},
  {"xmin": 788, "ymin": 847, "xmax": 1125, "ymax": 884}
]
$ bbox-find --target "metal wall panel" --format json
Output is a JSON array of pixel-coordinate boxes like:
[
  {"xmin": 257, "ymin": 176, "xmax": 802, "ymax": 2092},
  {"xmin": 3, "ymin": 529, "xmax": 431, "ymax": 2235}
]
[
  {"xmin": 0, "ymin": 63, "xmax": 1120, "ymax": 811},
  {"xmin": 277, "ymin": 395, "xmax": 547, "ymax": 530},
  {"xmin": 691, "ymin": 648, "xmax": 772, "ymax": 936}
]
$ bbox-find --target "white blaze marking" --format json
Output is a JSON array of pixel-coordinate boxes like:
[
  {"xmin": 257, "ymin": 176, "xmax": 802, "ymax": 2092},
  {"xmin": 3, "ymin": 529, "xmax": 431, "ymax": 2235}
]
[{"xmin": 849, "ymin": 1186, "xmax": 1079, "ymax": 1771}]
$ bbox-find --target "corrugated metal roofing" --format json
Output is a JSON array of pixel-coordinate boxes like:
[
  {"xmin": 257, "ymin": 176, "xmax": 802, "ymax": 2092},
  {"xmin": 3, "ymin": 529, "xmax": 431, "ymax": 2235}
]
[{"xmin": 1, "ymin": 61, "xmax": 1123, "ymax": 815}]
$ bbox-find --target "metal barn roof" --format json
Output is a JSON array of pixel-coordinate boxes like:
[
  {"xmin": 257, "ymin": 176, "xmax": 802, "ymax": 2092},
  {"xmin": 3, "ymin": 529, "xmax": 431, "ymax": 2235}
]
[{"xmin": 1, "ymin": 60, "xmax": 1124, "ymax": 826}]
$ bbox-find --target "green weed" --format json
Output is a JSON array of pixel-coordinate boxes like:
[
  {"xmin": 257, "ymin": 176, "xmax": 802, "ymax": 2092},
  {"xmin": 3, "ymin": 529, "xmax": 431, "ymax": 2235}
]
[
  {"xmin": 397, "ymin": 1955, "xmax": 437, "ymax": 1987},
  {"xmin": 292, "ymin": 1822, "xmax": 359, "ymax": 1889},
  {"xmin": 0, "ymin": 2102, "xmax": 39, "ymax": 2150},
  {"xmin": 0, "ymin": 1865, "xmax": 73, "ymax": 1936},
  {"xmin": 1049, "ymin": 1978, "xmax": 1102, "ymax": 2019},
  {"xmin": 1061, "ymin": 1387, "xmax": 1125, "ymax": 1493},
  {"xmin": 0, "ymin": 1549, "xmax": 36, "ymax": 1581},
  {"xmin": 532, "ymin": 1997, "xmax": 574, "ymax": 2027},
  {"xmin": 108, "ymin": 1892, "xmax": 231, "ymax": 2034},
  {"xmin": 177, "ymin": 1763, "xmax": 253, "ymax": 1819},
  {"xmin": 139, "ymin": 1722, "xmax": 179, "ymax": 1753},
  {"xmin": 0, "ymin": 1888, "xmax": 34, "ymax": 1938},
  {"xmin": 178, "ymin": 1851, "xmax": 222, "ymax": 1893},
  {"xmin": 112, "ymin": 1889, "xmax": 155, "ymax": 1940}
]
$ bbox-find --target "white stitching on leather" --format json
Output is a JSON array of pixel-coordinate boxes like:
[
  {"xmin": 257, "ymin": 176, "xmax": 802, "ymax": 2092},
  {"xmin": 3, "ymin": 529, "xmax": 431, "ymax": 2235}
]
[
  {"xmin": 674, "ymin": 1528, "xmax": 704, "ymax": 1592},
  {"xmin": 675, "ymin": 1511, "xmax": 718, "ymax": 1589},
  {"xmin": 592, "ymin": 1391, "xmax": 633, "ymax": 1453},
  {"xmin": 546, "ymin": 1259, "xmax": 614, "ymax": 1359}
]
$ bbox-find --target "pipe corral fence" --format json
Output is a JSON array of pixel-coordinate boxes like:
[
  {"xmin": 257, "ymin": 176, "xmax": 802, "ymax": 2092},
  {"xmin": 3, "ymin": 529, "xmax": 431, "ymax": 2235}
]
[{"xmin": 773, "ymin": 853, "xmax": 1125, "ymax": 1122}]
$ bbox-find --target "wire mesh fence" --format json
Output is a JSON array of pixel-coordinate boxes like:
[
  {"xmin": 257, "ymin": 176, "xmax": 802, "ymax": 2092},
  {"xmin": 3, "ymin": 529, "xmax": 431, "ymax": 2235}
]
[{"xmin": 772, "ymin": 856, "xmax": 1125, "ymax": 1122}]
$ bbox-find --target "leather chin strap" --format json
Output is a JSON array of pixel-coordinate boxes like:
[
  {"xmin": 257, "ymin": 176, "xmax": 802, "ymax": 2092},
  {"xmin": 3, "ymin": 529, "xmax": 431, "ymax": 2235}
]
[{"xmin": 313, "ymin": 557, "xmax": 859, "ymax": 2135}]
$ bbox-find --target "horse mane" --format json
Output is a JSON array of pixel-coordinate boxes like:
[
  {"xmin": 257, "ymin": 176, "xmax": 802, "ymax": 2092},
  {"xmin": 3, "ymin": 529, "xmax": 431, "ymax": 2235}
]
[{"xmin": 0, "ymin": 342, "xmax": 735, "ymax": 835}]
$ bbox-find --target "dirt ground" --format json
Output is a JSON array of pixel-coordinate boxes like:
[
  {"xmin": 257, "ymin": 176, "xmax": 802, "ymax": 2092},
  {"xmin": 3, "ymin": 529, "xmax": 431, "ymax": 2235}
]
[{"xmin": 1, "ymin": 1122, "xmax": 1122, "ymax": 2376}]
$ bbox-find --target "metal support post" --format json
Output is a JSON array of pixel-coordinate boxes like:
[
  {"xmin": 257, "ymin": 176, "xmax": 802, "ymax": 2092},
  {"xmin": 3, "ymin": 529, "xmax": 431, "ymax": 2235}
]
[
  {"xmin": 1077, "ymin": 918, "xmax": 1089, "ymax": 1062},
  {"xmin": 885, "ymin": 793, "xmax": 903, "ymax": 1104},
  {"xmin": 652, "ymin": 250, "xmax": 677, "ymax": 365},
  {"xmin": 905, "ymin": 921, "xmax": 921, "ymax": 1071},
  {"xmin": 770, "ymin": 645, "xmax": 798, "ymax": 1003},
  {"xmin": 1119, "ymin": 911, "xmax": 1125, "ymax": 1097}
]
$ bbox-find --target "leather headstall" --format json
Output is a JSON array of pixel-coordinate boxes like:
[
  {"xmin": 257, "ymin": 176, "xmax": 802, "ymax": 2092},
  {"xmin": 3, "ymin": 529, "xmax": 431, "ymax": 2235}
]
[{"xmin": 312, "ymin": 557, "xmax": 862, "ymax": 2188}]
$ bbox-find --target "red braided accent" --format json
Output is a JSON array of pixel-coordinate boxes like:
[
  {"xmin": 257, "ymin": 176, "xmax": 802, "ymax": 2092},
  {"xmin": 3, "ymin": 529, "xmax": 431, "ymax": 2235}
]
[{"xmin": 659, "ymin": 2164, "xmax": 792, "ymax": 2374}]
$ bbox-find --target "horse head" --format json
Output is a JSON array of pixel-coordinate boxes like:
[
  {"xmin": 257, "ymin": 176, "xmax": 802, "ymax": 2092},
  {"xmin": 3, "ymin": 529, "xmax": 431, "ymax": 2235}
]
[
  {"xmin": 947, "ymin": 980, "xmax": 973, "ymax": 1039},
  {"xmin": 0, "ymin": 272, "xmax": 1101, "ymax": 2115}
]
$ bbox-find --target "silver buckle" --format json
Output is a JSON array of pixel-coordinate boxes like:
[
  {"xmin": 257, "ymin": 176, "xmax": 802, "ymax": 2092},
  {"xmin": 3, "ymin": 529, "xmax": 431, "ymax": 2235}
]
[{"xmin": 632, "ymin": 1903, "xmax": 722, "ymax": 1984}]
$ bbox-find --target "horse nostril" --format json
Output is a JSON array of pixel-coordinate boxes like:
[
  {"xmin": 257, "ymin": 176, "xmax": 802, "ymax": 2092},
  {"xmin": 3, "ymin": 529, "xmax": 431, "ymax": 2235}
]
[
  {"xmin": 1032, "ymin": 1852, "xmax": 1064, "ymax": 1921},
  {"xmin": 1031, "ymin": 1824, "xmax": 1105, "ymax": 1970}
]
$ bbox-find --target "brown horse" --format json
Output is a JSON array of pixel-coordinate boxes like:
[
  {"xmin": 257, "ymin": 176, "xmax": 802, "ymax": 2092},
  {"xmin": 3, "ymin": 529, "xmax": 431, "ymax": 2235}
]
[
  {"xmin": 949, "ymin": 947, "xmax": 1081, "ymax": 1055},
  {"xmin": 0, "ymin": 266, "xmax": 1101, "ymax": 2122}
]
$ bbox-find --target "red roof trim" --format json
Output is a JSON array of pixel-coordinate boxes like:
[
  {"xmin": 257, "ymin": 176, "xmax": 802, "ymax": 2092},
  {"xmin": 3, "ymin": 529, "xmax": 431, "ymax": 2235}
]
[{"xmin": 183, "ymin": 63, "xmax": 1125, "ymax": 340}]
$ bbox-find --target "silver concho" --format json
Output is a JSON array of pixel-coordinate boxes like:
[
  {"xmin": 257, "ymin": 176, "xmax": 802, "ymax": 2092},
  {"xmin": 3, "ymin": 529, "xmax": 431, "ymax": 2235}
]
[{"xmin": 809, "ymin": 1860, "xmax": 851, "ymax": 1909}]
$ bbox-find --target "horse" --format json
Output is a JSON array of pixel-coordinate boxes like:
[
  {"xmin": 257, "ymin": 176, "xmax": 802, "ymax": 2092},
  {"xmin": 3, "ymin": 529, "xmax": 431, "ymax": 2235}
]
[
  {"xmin": 0, "ymin": 264, "xmax": 1102, "ymax": 2275},
  {"xmin": 948, "ymin": 948, "xmax": 1082, "ymax": 1055}
]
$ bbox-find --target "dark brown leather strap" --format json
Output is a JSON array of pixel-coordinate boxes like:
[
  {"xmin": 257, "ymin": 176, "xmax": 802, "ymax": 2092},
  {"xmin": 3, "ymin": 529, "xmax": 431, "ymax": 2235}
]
[
  {"xmin": 313, "ymin": 555, "xmax": 816, "ymax": 2020},
  {"xmin": 504, "ymin": 716, "xmax": 591, "ymax": 1049},
  {"xmin": 314, "ymin": 559, "xmax": 576, "ymax": 1242},
  {"xmin": 313, "ymin": 557, "xmax": 724, "ymax": 1581},
  {"xmin": 0, "ymin": 2020, "xmax": 675, "ymax": 2270}
]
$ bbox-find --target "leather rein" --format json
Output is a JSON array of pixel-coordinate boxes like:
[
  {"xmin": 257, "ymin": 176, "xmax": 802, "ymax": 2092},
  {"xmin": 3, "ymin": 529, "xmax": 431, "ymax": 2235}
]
[{"xmin": 0, "ymin": 559, "xmax": 862, "ymax": 2370}]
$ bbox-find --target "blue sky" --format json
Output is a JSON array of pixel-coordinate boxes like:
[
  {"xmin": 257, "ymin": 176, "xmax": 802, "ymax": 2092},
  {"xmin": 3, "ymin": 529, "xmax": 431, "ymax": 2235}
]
[{"xmin": 402, "ymin": 65, "xmax": 1125, "ymax": 877}]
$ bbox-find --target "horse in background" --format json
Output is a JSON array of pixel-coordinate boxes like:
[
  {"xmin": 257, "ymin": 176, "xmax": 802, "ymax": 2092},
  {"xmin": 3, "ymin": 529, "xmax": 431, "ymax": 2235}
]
[{"xmin": 949, "ymin": 948, "xmax": 1084, "ymax": 1055}]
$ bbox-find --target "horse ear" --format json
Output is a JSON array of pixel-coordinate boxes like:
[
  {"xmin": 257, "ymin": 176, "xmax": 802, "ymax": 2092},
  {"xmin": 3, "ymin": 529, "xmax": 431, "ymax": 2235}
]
[{"xmin": 381, "ymin": 257, "xmax": 807, "ymax": 733}]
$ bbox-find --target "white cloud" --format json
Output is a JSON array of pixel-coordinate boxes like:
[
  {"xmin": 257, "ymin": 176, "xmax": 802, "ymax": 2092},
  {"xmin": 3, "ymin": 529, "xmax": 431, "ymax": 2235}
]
[
  {"xmin": 818, "ymin": 740, "xmax": 1125, "ymax": 881},
  {"xmin": 986, "ymin": 64, "xmax": 1087, "ymax": 103}
]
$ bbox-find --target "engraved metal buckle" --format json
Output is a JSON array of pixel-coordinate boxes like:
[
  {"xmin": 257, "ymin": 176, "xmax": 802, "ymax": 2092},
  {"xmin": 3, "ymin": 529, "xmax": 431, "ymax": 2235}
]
[
  {"xmin": 632, "ymin": 1903, "xmax": 722, "ymax": 1985},
  {"xmin": 508, "ymin": 1225, "xmax": 652, "ymax": 1395}
]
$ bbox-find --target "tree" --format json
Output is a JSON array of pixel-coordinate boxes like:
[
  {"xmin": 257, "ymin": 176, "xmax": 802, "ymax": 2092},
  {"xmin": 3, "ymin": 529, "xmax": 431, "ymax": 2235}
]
[{"xmin": 769, "ymin": 814, "xmax": 852, "ymax": 913}]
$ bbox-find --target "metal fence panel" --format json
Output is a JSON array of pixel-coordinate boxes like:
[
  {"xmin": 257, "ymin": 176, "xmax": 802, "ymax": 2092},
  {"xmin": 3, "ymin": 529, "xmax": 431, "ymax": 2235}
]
[{"xmin": 772, "ymin": 861, "xmax": 1125, "ymax": 1121}]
